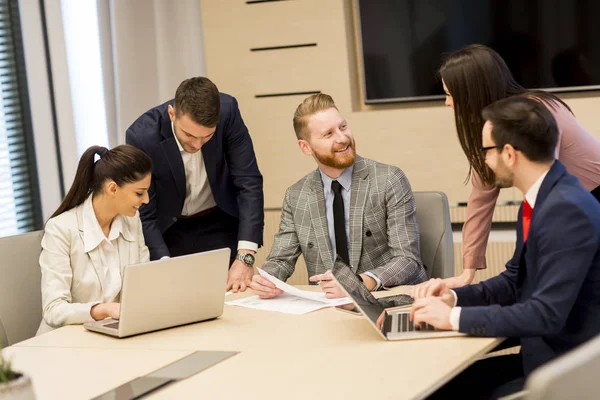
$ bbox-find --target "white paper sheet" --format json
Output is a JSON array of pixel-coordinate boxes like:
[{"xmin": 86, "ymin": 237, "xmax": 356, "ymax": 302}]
[
  {"xmin": 225, "ymin": 293, "xmax": 340, "ymax": 315},
  {"xmin": 224, "ymin": 269, "xmax": 352, "ymax": 314}
]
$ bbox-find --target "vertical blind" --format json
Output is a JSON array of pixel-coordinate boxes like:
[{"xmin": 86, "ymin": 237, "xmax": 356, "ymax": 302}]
[{"xmin": 0, "ymin": 0, "xmax": 41, "ymax": 237}]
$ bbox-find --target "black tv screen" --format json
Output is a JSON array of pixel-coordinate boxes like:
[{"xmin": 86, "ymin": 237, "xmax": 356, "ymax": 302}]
[{"xmin": 357, "ymin": 0, "xmax": 600, "ymax": 103}]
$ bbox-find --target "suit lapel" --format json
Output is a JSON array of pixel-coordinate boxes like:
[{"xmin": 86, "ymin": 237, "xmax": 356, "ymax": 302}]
[
  {"xmin": 159, "ymin": 115, "xmax": 186, "ymax": 199},
  {"xmin": 308, "ymin": 171, "xmax": 334, "ymax": 271},
  {"xmin": 513, "ymin": 205, "xmax": 526, "ymax": 279},
  {"xmin": 87, "ymin": 248, "xmax": 106, "ymax": 292},
  {"xmin": 529, "ymin": 161, "xmax": 566, "ymax": 225},
  {"xmin": 349, "ymin": 157, "xmax": 369, "ymax": 273},
  {"xmin": 117, "ymin": 237, "xmax": 131, "ymax": 276},
  {"xmin": 201, "ymin": 134, "xmax": 217, "ymax": 193},
  {"xmin": 76, "ymin": 205, "xmax": 104, "ymax": 292},
  {"xmin": 514, "ymin": 162, "xmax": 565, "ymax": 285}
]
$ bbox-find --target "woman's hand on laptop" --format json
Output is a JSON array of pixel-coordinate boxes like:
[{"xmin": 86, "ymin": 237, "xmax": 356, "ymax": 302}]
[
  {"xmin": 309, "ymin": 270, "xmax": 345, "ymax": 299},
  {"xmin": 90, "ymin": 302, "xmax": 121, "ymax": 321},
  {"xmin": 249, "ymin": 275, "xmax": 284, "ymax": 299}
]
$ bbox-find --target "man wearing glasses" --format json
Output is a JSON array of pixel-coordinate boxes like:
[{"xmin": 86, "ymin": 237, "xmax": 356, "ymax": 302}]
[{"xmin": 412, "ymin": 97, "xmax": 600, "ymax": 399}]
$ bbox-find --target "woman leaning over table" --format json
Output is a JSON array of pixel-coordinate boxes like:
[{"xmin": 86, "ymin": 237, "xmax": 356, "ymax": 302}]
[
  {"xmin": 439, "ymin": 44, "xmax": 600, "ymax": 288},
  {"xmin": 37, "ymin": 144, "xmax": 152, "ymax": 334}
]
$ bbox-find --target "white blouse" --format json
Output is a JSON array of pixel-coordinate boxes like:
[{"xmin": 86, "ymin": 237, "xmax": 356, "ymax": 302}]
[{"xmin": 37, "ymin": 195, "xmax": 150, "ymax": 334}]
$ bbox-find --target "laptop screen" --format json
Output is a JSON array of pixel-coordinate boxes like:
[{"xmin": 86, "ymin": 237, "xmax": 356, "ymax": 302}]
[
  {"xmin": 332, "ymin": 264, "xmax": 388, "ymax": 326},
  {"xmin": 333, "ymin": 264, "xmax": 456, "ymax": 339}
]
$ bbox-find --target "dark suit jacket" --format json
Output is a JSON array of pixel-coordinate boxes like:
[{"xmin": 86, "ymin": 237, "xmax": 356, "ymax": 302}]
[
  {"xmin": 454, "ymin": 161, "xmax": 600, "ymax": 376},
  {"xmin": 126, "ymin": 94, "xmax": 264, "ymax": 260}
]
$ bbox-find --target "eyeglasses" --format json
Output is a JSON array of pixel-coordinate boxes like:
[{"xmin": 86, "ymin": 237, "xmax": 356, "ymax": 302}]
[
  {"xmin": 480, "ymin": 145, "xmax": 520, "ymax": 155},
  {"xmin": 480, "ymin": 145, "xmax": 503, "ymax": 155}
]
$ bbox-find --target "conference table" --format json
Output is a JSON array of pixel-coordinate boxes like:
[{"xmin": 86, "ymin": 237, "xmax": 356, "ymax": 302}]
[{"xmin": 3, "ymin": 287, "xmax": 503, "ymax": 399}]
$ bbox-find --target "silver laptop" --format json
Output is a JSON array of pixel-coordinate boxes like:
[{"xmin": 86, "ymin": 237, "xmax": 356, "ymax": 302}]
[
  {"xmin": 333, "ymin": 265, "xmax": 465, "ymax": 341},
  {"xmin": 84, "ymin": 248, "xmax": 230, "ymax": 338}
]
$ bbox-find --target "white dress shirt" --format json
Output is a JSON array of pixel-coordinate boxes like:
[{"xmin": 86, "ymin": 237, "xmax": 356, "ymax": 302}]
[
  {"xmin": 449, "ymin": 169, "xmax": 550, "ymax": 330},
  {"xmin": 172, "ymin": 121, "xmax": 217, "ymax": 216},
  {"xmin": 171, "ymin": 123, "xmax": 257, "ymax": 252},
  {"xmin": 82, "ymin": 201, "xmax": 124, "ymax": 303}
]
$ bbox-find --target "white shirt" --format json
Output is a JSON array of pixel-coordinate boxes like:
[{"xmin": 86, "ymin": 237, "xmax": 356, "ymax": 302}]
[
  {"xmin": 524, "ymin": 170, "xmax": 549, "ymax": 208},
  {"xmin": 82, "ymin": 197, "xmax": 127, "ymax": 303},
  {"xmin": 171, "ymin": 123, "xmax": 257, "ymax": 252},
  {"xmin": 172, "ymin": 122, "xmax": 217, "ymax": 216},
  {"xmin": 449, "ymin": 169, "xmax": 550, "ymax": 331}
]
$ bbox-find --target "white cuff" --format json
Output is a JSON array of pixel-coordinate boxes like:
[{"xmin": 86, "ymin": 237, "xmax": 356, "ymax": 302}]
[
  {"xmin": 160, "ymin": 256, "xmax": 170, "ymax": 260},
  {"xmin": 238, "ymin": 241, "xmax": 258, "ymax": 252},
  {"xmin": 450, "ymin": 289, "xmax": 458, "ymax": 306},
  {"xmin": 449, "ymin": 307, "xmax": 461, "ymax": 331},
  {"xmin": 363, "ymin": 272, "xmax": 382, "ymax": 290}
]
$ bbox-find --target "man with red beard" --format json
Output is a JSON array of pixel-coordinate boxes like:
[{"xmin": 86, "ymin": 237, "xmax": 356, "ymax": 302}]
[{"xmin": 250, "ymin": 94, "xmax": 427, "ymax": 299}]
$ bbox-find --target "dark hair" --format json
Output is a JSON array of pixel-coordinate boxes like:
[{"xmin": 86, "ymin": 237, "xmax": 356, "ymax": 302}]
[
  {"xmin": 174, "ymin": 77, "xmax": 220, "ymax": 127},
  {"xmin": 50, "ymin": 144, "xmax": 153, "ymax": 219},
  {"xmin": 440, "ymin": 44, "xmax": 571, "ymax": 185},
  {"xmin": 482, "ymin": 97, "xmax": 558, "ymax": 163}
]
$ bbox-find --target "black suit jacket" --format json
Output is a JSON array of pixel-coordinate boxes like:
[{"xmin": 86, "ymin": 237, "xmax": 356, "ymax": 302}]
[
  {"xmin": 454, "ymin": 161, "xmax": 600, "ymax": 376},
  {"xmin": 126, "ymin": 94, "xmax": 264, "ymax": 260}
]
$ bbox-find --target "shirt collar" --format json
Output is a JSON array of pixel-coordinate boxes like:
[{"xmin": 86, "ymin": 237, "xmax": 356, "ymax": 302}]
[
  {"xmin": 319, "ymin": 165, "xmax": 354, "ymax": 193},
  {"xmin": 171, "ymin": 121, "xmax": 184, "ymax": 152},
  {"xmin": 82, "ymin": 195, "xmax": 133, "ymax": 253},
  {"xmin": 524, "ymin": 169, "xmax": 550, "ymax": 208}
]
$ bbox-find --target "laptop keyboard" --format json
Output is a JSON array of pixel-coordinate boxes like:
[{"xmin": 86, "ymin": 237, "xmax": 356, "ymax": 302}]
[
  {"xmin": 104, "ymin": 321, "xmax": 119, "ymax": 330},
  {"xmin": 393, "ymin": 312, "xmax": 436, "ymax": 333}
]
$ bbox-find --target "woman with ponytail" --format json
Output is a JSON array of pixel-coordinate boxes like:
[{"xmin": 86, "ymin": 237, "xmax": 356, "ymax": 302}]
[
  {"xmin": 439, "ymin": 44, "xmax": 600, "ymax": 288},
  {"xmin": 37, "ymin": 144, "xmax": 153, "ymax": 334}
]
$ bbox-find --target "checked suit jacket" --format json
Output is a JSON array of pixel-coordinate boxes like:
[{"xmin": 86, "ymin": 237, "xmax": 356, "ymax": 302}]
[{"xmin": 261, "ymin": 156, "xmax": 427, "ymax": 288}]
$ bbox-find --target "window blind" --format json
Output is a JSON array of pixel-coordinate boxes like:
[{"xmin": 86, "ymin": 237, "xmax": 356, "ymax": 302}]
[{"xmin": 0, "ymin": 0, "xmax": 41, "ymax": 237}]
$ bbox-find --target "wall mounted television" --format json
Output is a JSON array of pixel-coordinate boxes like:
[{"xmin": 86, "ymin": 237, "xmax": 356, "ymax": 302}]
[{"xmin": 356, "ymin": 0, "xmax": 600, "ymax": 104}]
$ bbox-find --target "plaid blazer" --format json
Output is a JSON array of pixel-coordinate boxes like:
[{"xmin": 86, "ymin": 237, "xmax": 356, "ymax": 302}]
[{"xmin": 261, "ymin": 156, "xmax": 427, "ymax": 288}]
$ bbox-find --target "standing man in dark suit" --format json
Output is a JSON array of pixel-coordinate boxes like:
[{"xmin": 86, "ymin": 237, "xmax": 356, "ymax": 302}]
[
  {"xmin": 126, "ymin": 77, "xmax": 264, "ymax": 293},
  {"xmin": 411, "ymin": 97, "xmax": 600, "ymax": 399}
]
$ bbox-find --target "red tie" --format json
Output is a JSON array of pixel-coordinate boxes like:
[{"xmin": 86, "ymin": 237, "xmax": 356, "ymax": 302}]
[{"xmin": 522, "ymin": 199, "xmax": 532, "ymax": 242}]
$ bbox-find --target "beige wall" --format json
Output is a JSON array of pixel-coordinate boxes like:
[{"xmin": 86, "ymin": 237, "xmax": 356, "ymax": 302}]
[
  {"xmin": 110, "ymin": 0, "xmax": 207, "ymax": 140},
  {"xmin": 200, "ymin": 0, "xmax": 600, "ymax": 209}
]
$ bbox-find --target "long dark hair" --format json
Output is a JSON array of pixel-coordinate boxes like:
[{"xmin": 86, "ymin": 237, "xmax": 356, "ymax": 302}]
[
  {"xmin": 440, "ymin": 44, "xmax": 572, "ymax": 185},
  {"xmin": 50, "ymin": 144, "xmax": 152, "ymax": 219}
]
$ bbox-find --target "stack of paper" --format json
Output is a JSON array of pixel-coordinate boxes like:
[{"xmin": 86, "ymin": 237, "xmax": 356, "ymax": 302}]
[{"xmin": 225, "ymin": 269, "xmax": 352, "ymax": 315}]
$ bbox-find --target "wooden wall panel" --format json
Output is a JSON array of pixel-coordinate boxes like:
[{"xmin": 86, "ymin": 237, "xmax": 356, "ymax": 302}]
[
  {"xmin": 450, "ymin": 204, "xmax": 522, "ymax": 223},
  {"xmin": 200, "ymin": 0, "xmax": 600, "ymax": 211},
  {"xmin": 454, "ymin": 242, "xmax": 516, "ymax": 283}
]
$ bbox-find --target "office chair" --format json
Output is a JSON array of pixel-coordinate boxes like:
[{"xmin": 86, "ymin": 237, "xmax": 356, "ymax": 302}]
[
  {"xmin": 0, "ymin": 317, "xmax": 7, "ymax": 349},
  {"xmin": 0, "ymin": 230, "xmax": 43, "ymax": 345},
  {"xmin": 523, "ymin": 333, "xmax": 600, "ymax": 399},
  {"xmin": 414, "ymin": 191, "xmax": 455, "ymax": 279}
]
